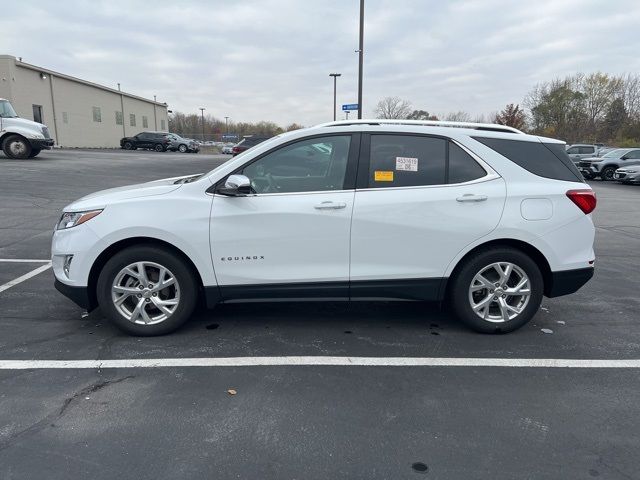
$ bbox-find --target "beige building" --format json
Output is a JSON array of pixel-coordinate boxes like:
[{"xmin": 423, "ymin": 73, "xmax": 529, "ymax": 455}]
[{"xmin": 0, "ymin": 55, "xmax": 169, "ymax": 148}]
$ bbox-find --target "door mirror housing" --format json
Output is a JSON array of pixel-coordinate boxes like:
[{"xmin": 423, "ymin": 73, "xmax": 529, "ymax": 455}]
[{"xmin": 218, "ymin": 174, "xmax": 253, "ymax": 196}]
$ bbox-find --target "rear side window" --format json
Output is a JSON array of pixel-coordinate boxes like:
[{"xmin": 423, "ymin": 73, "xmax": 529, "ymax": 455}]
[
  {"xmin": 368, "ymin": 135, "xmax": 446, "ymax": 187},
  {"xmin": 473, "ymin": 137, "xmax": 583, "ymax": 182},
  {"xmin": 448, "ymin": 142, "xmax": 486, "ymax": 183}
]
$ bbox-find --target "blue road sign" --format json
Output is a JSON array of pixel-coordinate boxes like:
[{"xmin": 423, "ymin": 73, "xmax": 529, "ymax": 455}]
[{"xmin": 342, "ymin": 104, "xmax": 359, "ymax": 111}]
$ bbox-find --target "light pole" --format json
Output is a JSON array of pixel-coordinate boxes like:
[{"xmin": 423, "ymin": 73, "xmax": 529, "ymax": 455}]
[
  {"xmin": 329, "ymin": 73, "xmax": 341, "ymax": 121},
  {"xmin": 357, "ymin": 0, "xmax": 364, "ymax": 119},
  {"xmin": 345, "ymin": 111, "xmax": 350, "ymax": 120},
  {"xmin": 199, "ymin": 107, "xmax": 206, "ymax": 142},
  {"xmin": 224, "ymin": 116, "xmax": 229, "ymax": 135}
]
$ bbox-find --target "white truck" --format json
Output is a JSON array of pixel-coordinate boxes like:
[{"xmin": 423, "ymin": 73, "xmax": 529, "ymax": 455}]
[{"xmin": 0, "ymin": 98, "xmax": 54, "ymax": 159}]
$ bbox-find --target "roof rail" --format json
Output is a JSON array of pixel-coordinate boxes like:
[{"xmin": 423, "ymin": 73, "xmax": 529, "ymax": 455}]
[{"xmin": 316, "ymin": 119, "xmax": 524, "ymax": 134}]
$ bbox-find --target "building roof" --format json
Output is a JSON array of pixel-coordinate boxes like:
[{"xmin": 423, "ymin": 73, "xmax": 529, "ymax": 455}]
[{"xmin": 0, "ymin": 55, "xmax": 167, "ymax": 107}]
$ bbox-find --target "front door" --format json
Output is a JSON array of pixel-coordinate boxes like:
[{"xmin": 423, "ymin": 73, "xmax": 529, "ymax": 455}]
[
  {"xmin": 210, "ymin": 134, "xmax": 358, "ymax": 300},
  {"xmin": 350, "ymin": 133, "xmax": 506, "ymax": 300}
]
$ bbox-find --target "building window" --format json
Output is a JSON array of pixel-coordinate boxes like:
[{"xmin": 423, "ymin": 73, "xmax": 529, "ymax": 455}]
[
  {"xmin": 142, "ymin": 116, "xmax": 148, "ymax": 128},
  {"xmin": 130, "ymin": 114, "xmax": 136, "ymax": 126},
  {"xmin": 62, "ymin": 112, "xmax": 69, "ymax": 124},
  {"xmin": 92, "ymin": 106, "xmax": 102, "ymax": 123},
  {"xmin": 115, "ymin": 111, "xmax": 123, "ymax": 125},
  {"xmin": 32, "ymin": 105, "xmax": 43, "ymax": 124},
  {"xmin": 161, "ymin": 119, "xmax": 166, "ymax": 130}
]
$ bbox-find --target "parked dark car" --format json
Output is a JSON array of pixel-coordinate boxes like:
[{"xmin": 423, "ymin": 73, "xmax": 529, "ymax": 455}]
[
  {"xmin": 120, "ymin": 132, "xmax": 171, "ymax": 152},
  {"xmin": 232, "ymin": 136, "xmax": 271, "ymax": 156}
]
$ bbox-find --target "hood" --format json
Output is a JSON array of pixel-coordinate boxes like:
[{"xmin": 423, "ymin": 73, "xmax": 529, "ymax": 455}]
[
  {"xmin": 64, "ymin": 174, "xmax": 198, "ymax": 211},
  {"xmin": 581, "ymin": 156, "xmax": 603, "ymax": 162},
  {"xmin": 3, "ymin": 116, "xmax": 46, "ymax": 131}
]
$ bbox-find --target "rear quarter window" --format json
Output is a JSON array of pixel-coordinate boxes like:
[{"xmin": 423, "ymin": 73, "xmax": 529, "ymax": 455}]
[{"xmin": 473, "ymin": 137, "xmax": 583, "ymax": 182}]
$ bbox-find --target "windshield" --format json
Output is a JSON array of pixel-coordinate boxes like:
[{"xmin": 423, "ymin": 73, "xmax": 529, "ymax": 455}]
[
  {"xmin": 603, "ymin": 149, "xmax": 627, "ymax": 158},
  {"xmin": 0, "ymin": 100, "xmax": 18, "ymax": 118}
]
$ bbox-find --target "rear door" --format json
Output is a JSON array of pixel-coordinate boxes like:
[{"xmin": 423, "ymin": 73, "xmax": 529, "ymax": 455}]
[{"xmin": 349, "ymin": 133, "xmax": 506, "ymax": 300}]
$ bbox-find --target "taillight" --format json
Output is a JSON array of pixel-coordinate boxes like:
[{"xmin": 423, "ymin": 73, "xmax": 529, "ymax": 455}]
[
  {"xmin": 566, "ymin": 189, "xmax": 596, "ymax": 214},
  {"xmin": 232, "ymin": 147, "xmax": 240, "ymax": 153}
]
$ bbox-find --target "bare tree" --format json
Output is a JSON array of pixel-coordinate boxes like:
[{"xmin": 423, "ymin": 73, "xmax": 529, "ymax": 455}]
[
  {"xmin": 406, "ymin": 109, "xmax": 438, "ymax": 120},
  {"xmin": 443, "ymin": 111, "xmax": 471, "ymax": 122},
  {"xmin": 374, "ymin": 96, "xmax": 413, "ymax": 119}
]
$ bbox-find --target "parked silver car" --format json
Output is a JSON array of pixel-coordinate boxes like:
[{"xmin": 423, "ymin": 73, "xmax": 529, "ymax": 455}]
[
  {"xmin": 614, "ymin": 164, "xmax": 640, "ymax": 184},
  {"xmin": 166, "ymin": 133, "xmax": 200, "ymax": 153},
  {"xmin": 578, "ymin": 148, "xmax": 640, "ymax": 180}
]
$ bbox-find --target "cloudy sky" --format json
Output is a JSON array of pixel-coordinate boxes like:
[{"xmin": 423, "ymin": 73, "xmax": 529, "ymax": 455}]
[{"xmin": 2, "ymin": 0, "xmax": 639, "ymax": 126}]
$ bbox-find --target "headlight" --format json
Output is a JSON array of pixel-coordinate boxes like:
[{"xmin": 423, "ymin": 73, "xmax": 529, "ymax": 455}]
[{"xmin": 56, "ymin": 209, "xmax": 103, "ymax": 230}]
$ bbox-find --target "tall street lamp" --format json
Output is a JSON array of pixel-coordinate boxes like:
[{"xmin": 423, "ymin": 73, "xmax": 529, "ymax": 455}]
[
  {"xmin": 329, "ymin": 73, "xmax": 341, "ymax": 121},
  {"xmin": 199, "ymin": 107, "xmax": 206, "ymax": 142},
  {"xmin": 357, "ymin": 0, "xmax": 364, "ymax": 119},
  {"xmin": 224, "ymin": 116, "xmax": 229, "ymax": 135}
]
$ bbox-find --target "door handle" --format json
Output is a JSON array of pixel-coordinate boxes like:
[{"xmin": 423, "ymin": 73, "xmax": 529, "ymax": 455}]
[
  {"xmin": 314, "ymin": 201, "xmax": 347, "ymax": 210},
  {"xmin": 456, "ymin": 194, "xmax": 488, "ymax": 203}
]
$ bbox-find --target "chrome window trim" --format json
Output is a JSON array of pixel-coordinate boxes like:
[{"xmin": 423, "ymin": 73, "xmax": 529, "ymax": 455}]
[{"xmin": 211, "ymin": 189, "xmax": 354, "ymax": 198}]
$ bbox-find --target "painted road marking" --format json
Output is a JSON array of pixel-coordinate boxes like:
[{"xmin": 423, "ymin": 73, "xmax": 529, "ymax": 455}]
[
  {"xmin": 0, "ymin": 259, "xmax": 51, "ymax": 263},
  {"xmin": 0, "ymin": 357, "xmax": 639, "ymax": 370},
  {"xmin": 0, "ymin": 263, "xmax": 51, "ymax": 293}
]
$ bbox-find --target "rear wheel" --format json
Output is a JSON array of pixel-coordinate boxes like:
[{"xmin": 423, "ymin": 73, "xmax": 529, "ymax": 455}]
[
  {"xmin": 96, "ymin": 246, "xmax": 198, "ymax": 336},
  {"xmin": 450, "ymin": 248, "xmax": 543, "ymax": 333},
  {"xmin": 154, "ymin": 144, "xmax": 165, "ymax": 152},
  {"xmin": 600, "ymin": 166, "xmax": 616, "ymax": 181},
  {"xmin": 2, "ymin": 135, "xmax": 32, "ymax": 159}
]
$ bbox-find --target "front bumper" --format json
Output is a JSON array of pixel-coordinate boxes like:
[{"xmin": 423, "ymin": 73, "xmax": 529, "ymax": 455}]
[
  {"xmin": 28, "ymin": 138, "xmax": 55, "ymax": 150},
  {"xmin": 614, "ymin": 171, "xmax": 640, "ymax": 182},
  {"xmin": 546, "ymin": 267, "xmax": 594, "ymax": 297},
  {"xmin": 54, "ymin": 279, "xmax": 94, "ymax": 310}
]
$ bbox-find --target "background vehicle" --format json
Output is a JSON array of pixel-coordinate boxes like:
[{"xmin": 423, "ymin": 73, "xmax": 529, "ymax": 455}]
[
  {"xmin": 221, "ymin": 144, "xmax": 234, "ymax": 154},
  {"xmin": 166, "ymin": 133, "xmax": 200, "ymax": 153},
  {"xmin": 0, "ymin": 98, "xmax": 54, "ymax": 159},
  {"xmin": 120, "ymin": 132, "xmax": 171, "ymax": 152},
  {"xmin": 231, "ymin": 136, "xmax": 271, "ymax": 156},
  {"xmin": 578, "ymin": 148, "xmax": 640, "ymax": 180},
  {"xmin": 614, "ymin": 164, "xmax": 640, "ymax": 184},
  {"xmin": 566, "ymin": 144, "xmax": 601, "ymax": 164},
  {"xmin": 52, "ymin": 119, "xmax": 595, "ymax": 336}
]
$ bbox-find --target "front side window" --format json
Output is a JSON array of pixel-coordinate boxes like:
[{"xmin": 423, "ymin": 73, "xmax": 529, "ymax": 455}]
[
  {"xmin": 368, "ymin": 135, "xmax": 446, "ymax": 188},
  {"xmin": 625, "ymin": 150, "xmax": 640, "ymax": 159},
  {"xmin": 566, "ymin": 147, "xmax": 579, "ymax": 154},
  {"xmin": 241, "ymin": 135, "xmax": 351, "ymax": 194}
]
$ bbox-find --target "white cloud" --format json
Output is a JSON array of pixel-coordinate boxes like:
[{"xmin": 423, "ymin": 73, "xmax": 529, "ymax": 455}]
[{"xmin": 1, "ymin": 0, "xmax": 639, "ymax": 126}]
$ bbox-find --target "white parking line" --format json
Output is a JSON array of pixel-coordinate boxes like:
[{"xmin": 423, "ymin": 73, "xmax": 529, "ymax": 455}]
[
  {"xmin": 0, "ymin": 263, "xmax": 52, "ymax": 293},
  {"xmin": 0, "ymin": 259, "xmax": 51, "ymax": 263},
  {"xmin": 0, "ymin": 357, "xmax": 639, "ymax": 370}
]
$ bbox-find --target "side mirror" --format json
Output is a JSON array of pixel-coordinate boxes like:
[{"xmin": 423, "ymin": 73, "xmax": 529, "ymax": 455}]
[{"xmin": 218, "ymin": 174, "xmax": 252, "ymax": 196}]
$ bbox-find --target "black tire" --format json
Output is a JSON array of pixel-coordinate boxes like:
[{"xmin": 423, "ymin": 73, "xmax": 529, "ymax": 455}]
[
  {"xmin": 28, "ymin": 148, "xmax": 42, "ymax": 158},
  {"xmin": 96, "ymin": 245, "xmax": 198, "ymax": 336},
  {"xmin": 154, "ymin": 144, "xmax": 165, "ymax": 152},
  {"xmin": 178, "ymin": 144, "xmax": 187, "ymax": 153},
  {"xmin": 450, "ymin": 247, "xmax": 544, "ymax": 334},
  {"xmin": 2, "ymin": 134, "xmax": 32, "ymax": 159},
  {"xmin": 600, "ymin": 166, "xmax": 616, "ymax": 181},
  {"xmin": 123, "ymin": 141, "xmax": 133, "ymax": 150}
]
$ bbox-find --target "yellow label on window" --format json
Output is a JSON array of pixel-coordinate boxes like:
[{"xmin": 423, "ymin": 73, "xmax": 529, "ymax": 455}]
[{"xmin": 374, "ymin": 171, "xmax": 394, "ymax": 182}]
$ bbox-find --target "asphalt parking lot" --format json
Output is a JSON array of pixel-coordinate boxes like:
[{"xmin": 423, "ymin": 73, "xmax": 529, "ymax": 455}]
[{"xmin": 1, "ymin": 148, "xmax": 639, "ymax": 479}]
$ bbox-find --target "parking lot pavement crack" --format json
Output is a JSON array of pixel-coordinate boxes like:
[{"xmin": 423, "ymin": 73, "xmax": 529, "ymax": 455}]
[{"xmin": 0, "ymin": 375, "xmax": 134, "ymax": 452}]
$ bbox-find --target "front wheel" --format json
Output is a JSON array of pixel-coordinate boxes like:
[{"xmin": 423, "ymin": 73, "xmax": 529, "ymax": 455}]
[
  {"xmin": 600, "ymin": 166, "xmax": 616, "ymax": 181},
  {"xmin": 2, "ymin": 135, "xmax": 32, "ymax": 159},
  {"xmin": 96, "ymin": 246, "xmax": 198, "ymax": 336},
  {"xmin": 178, "ymin": 144, "xmax": 187, "ymax": 153},
  {"xmin": 450, "ymin": 248, "xmax": 544, "ymax": 333}
]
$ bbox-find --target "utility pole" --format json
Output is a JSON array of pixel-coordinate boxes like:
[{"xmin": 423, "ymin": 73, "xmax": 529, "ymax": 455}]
[
  {"xmin": 345, "ymin": 111, "xmax": 350, "ymax": 120},
  {"xmin": 329, "ymin": 73, "xmax": 341, "ymax": 121},
  {"xmin": 357, "ymin": 0, "xmax": 364, "ymax": 119},
  {"xmin": 199, "ymin": 107, "xmax": 206, "ymax": 142}
]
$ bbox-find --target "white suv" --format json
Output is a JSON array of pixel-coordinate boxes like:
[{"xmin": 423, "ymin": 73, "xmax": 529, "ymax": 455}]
[{"xmin": 52, "ymin": 120, "xmax": 596, "ymax": 336}]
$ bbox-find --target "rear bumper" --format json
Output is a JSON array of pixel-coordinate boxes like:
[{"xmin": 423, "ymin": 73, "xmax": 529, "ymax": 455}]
[
  {"xmin": 29, "ymin": 138, "xmax": 55, "ymax": 150},
  {"xmin": 54, "ymin": 279, "xmax": 94, "ymax": 310},
  {"xmin": 546, "ymin": 267, "xmax": 594, "ymax": 297}
]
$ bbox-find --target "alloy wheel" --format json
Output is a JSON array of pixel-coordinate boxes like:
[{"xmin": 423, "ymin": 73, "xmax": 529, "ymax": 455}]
[
  {"xmin": 468, "ymin": 262, "xmax": 531, "ymax": 323},
  {"xmin": 111, "ymin": 261, "xmax": 180, "ymax": 325}
]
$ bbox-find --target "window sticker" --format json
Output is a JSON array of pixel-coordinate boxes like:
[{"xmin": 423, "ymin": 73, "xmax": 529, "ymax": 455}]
[
  {"xmin": 374, "ymin": 171, "xmax": 394, "ymax": 182},
  {"xmin": 396, "ymin": 157, "xmax": 418, "ymax": 172}
]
